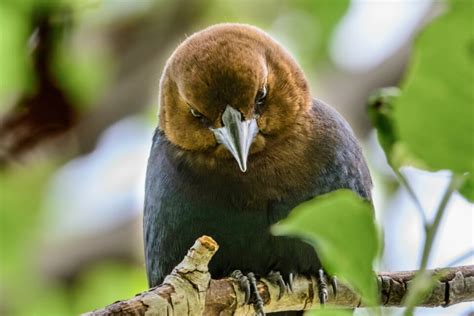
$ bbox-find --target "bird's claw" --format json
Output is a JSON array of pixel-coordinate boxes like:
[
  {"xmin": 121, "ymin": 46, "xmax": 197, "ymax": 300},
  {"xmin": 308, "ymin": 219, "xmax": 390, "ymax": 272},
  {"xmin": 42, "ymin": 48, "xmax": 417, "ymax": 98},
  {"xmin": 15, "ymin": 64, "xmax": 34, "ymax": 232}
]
[
  {"xmin": 317, "ymin": 269, "xmax": 329, "ymax": 305},
  {"xmin": 317, "ymin": 268, "xmax": 337, "ymax": 306},
  {"xmin": 248, "ymin": 272, "xmax": 265, "ymax": 315},
  {"xmin": 267, "ymin": 271, "xmax": 296, "ymax": 299},
  {"xmin": 267, "ymin": 271, "xmax": 287, "ymax": 300},
  {"xmin": 232, "ymin": 268, "xmax": 336, "ymax": 313},
  {"xmin": 289, "ymin": 272, "xmax": 294, "ymax": 292},
  {"xmin": 231, "ymin": 270, "xmax": 251, "ymax": 303},
  {"xmin": 231, "ymin": 270, "xmax": 265, "ymax": 315}
]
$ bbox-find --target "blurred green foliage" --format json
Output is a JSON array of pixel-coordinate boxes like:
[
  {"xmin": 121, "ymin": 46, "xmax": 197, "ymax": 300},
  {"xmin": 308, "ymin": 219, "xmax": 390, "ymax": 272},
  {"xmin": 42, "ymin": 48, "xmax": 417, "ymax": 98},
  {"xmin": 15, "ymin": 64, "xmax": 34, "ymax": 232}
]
[
  {"xmin": 367, "ymin": 87, "xmax": 427, "ymax": 170},
  {"xmin": 72, "ymin": 262, "xmax": 146, "ymax": 314},
  {"xmin": 394, "ymin": 0, "xmax": 474, "ymax": 175},
  {"xmin": 401, "ymin": 271, "xmax": 439, "ymax": 316},
  {"xmin": 367, "ymin": 87, "xmax": 400, "ymax": 164},
  {"xmin": 52, "ymin": 41, "xmax": 111, "ymax": 108},
  {"xmin": 0, "ymin": 165, "xmax": 52, "ymax": 288},
  {"xmin": 306, "ymin": 309, "xmax": 353, "ymax": 316},
  {"xmin": 293, "ymin": 0, "xmax": 349, "ymax": 63},
  {"xmin": 0, "ymin": 164, "xmax": 68, "ymax": 315},
  {"xmin": 0, "ymin": 0, "xmax": 33, "ymax": 102},
  {"xmin": 2, "ymin": 0, "xmax": 472, "ymax": 314},
  {"xmin": 276, "ymin": 0, "xmax": 473, "ymax": 314},
  {"xmin": 202, "ymin": 0, "xmax": 349, "ymax": 81},
  {"xmin": 0, "ymin": 0, "xmax": 110, "ymax": 109},
  {"xmin": 459, "ymin": 175, "xmax": 474, "ymax": 202},
  {"xmin": 368, "ymin": 0, "xmax": 473, "ymax": 313},
  {"xmin": 0, "ymin": 0, "xmax": 350, "ymax": 314},
  {"xmin": 0, "ymin": 165, "xmax": 147, "ymax": 315},
  {"xmin": 368, "ymin": 0, "xmax": 473, "ymax": 203},
  {"xmin": 273, "ymin": 190, "xmax": 380, "ymax": 307}
]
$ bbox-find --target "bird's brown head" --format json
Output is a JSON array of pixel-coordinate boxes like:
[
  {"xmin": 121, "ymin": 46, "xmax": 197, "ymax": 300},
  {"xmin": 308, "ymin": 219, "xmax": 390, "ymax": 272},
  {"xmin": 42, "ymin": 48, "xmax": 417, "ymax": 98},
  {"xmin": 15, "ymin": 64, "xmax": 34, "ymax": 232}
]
[{"xmin": 158, "ymin": 23, "xmax": 312, "ymax": 172}]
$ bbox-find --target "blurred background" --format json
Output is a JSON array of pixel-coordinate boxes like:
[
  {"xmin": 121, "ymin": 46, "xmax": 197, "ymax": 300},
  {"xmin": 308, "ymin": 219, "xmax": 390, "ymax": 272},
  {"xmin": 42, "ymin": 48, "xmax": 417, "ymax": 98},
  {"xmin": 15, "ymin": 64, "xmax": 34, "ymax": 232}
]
[{"xmin": 0, "ymin": 0, "xmax": 472, "ymax": 315}]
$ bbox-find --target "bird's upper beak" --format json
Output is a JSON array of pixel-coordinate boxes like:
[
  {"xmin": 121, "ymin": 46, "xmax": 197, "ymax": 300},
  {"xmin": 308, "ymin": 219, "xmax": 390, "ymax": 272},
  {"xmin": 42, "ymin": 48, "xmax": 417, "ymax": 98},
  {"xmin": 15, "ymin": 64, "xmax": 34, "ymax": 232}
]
[{"xmin": 211, "ymin": 105, "xmax": 258, "ymax": 172}]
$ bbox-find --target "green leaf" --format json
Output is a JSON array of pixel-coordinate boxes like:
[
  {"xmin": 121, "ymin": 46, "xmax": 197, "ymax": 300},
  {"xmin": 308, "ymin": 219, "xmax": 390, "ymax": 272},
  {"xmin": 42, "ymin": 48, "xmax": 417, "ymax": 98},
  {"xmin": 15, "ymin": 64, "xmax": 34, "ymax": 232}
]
[
  {"xmin": 272, "ymin": 190, "xmax": 380, "ymax": 306},
  {"xmin": 403, "ymin": 271, "xmax": 438, "ymax": 315},
  {"xmin": 367, "ymin": 87, "xmax": 400, "ymax": 158},
  {"xmin": 459, "ymin": 173, "xmax": 474, "ymax": 203},
  {"xmin": 367, "ymin": 87, "xmax": 428, "ymax": 170},
  {"xmin": 305, "ymin": 308, "xmax": 353, "ymax": 316},
  {"xmin": 394, "ymin": 0, "xmax": 474, "ymax": 174}
]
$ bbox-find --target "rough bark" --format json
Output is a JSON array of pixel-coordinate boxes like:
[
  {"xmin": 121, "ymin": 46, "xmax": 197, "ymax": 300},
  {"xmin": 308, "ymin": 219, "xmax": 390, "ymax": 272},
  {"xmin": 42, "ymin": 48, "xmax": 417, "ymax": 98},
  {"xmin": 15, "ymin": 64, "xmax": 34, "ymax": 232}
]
[{"xmin": 84, "ymin": 236, "xmax": 474, "ymax": 316}]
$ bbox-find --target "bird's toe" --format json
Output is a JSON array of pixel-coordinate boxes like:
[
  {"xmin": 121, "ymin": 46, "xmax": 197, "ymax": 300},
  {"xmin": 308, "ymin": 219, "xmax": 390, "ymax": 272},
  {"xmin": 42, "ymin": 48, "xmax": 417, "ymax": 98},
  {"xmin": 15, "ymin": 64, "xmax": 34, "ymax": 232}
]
[
  {"xmin": 231, "ymin": 270, "xmax": 251, "ymax": 304},
  {"xmin": 317, "ymin": 269, "xmax": 328, "ymax": 305},
  {"xmin": 267, "ymin": 271, "xmax": 286, "ymax": 300},
  {"xmin": 317, "ymin": 268, "xmax": 338, "ymax": 306},
  {"xmin": 247, "ymin": 272, "xmax": 265, "ymax": 315},
  {"xmin": 231, "ymin": 270, "xmax": 265, "ymax": 315}
]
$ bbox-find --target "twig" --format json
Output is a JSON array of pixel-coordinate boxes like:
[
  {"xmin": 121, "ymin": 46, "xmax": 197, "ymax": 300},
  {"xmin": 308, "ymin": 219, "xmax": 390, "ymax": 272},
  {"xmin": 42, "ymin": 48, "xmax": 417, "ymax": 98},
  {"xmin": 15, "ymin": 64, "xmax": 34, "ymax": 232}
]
[
  {"xmin": 395, "ymin": 168, "xmax": 428, "ymax": 229},
  {"xmin": 404, "ymin": 173, "xmax": 467, "ymax": 316},
  {"xmin": 83, "ymin": 236, "xmax": 474, "ymax": 316},
  {"xmin": 420, "ymin": 174, "xmax": 465, "ymax": 270},
  {"xmin": 445, "ymin": 249, "xmax": 474, "ymax": 267}
]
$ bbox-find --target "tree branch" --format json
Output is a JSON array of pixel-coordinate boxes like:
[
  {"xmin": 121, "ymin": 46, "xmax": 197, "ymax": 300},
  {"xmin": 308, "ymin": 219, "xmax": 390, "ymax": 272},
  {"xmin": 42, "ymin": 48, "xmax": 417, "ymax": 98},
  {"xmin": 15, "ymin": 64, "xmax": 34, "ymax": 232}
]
[{"xmin": 83, "ymin": 236, "xmax": 474, "ymax": 316}]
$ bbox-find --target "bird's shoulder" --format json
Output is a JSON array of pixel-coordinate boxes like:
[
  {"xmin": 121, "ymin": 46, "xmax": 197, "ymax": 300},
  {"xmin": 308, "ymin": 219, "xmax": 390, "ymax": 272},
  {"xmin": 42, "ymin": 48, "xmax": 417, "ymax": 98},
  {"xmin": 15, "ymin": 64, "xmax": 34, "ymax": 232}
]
[{"xmin": 305, "ymin": 98, "xmax": 373, "ymax": 200}]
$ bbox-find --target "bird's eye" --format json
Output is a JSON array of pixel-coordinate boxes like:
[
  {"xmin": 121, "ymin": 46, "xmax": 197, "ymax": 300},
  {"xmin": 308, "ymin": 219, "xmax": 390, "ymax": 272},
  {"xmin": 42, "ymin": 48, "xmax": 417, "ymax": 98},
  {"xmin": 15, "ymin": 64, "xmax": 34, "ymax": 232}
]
[
  {"xmin": 189, "ymin": 107, "xmax": 211, "ymax": 126},
  {"xmin": 255, "ymin": 86, "xmax": 267, "ymax": 106},
  {"xmin": 190, "ymin": 107, "xmax": 203, "ymax": 118}
]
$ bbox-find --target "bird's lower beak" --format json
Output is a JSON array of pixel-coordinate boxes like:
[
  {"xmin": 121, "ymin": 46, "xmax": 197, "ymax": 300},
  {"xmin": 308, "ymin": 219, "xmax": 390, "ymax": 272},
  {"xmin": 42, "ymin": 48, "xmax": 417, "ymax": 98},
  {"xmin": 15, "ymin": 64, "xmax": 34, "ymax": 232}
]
[{"xmin": 211, "ymin": 105, "xmax": 258, "ymax": 172}]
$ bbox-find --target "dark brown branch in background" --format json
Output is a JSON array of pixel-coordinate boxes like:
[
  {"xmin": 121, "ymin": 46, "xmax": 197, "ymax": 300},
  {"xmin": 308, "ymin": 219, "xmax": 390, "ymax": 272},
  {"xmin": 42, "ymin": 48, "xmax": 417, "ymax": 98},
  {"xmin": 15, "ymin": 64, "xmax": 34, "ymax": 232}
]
[
  {"xmin": 0, "ymin": 9, "xmax": 77, "ymax": 165},
  {"xmin": 0, "ymin": 0, "xmax": 205, "ymax": 166},
  {"xmin": 84, "ymin": 236, "xmax": 474, "ymax": 316}
]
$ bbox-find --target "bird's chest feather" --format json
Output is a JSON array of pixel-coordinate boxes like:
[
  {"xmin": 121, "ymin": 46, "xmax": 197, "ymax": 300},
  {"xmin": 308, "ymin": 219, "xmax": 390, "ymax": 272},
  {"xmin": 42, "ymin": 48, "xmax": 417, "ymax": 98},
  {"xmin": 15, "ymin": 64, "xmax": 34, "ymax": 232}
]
[
  {"xmin": 149, "ymin": 161, "xmax": 318, "ymax": 278},
  {"xmin": 144, "ymin": 137, "xmax": 320, "ymax": 275},
  {"xmin": 165, "ymin": 144, "xmax": 316, "ymax": 218},
  {"xmin": 146, "ymin": 129, "xmax": 328, "ymax": 243}
]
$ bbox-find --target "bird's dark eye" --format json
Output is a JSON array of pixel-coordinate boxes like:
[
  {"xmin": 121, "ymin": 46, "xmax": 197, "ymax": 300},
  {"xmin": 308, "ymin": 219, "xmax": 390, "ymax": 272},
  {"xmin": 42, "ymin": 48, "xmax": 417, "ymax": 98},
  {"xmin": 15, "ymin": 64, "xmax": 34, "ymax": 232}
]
[
  {"xmin": 189, "ymin": 107, "xmax": 211, "ymax": 126},
  {"xmin": 190, "ymin": 107, "xmax": 203, "ymax": 118},
  {"xmin": 255, "ymin": 86, "xmax": 267, "ymax": 106}
]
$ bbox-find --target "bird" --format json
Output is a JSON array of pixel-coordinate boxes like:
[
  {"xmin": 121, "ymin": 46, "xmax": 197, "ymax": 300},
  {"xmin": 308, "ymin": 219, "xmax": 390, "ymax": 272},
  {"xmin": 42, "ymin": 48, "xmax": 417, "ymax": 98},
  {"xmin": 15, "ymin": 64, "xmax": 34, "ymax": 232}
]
[{"xmin": 144, "ymin": 23, "xmax": 372, "ymax": 315}]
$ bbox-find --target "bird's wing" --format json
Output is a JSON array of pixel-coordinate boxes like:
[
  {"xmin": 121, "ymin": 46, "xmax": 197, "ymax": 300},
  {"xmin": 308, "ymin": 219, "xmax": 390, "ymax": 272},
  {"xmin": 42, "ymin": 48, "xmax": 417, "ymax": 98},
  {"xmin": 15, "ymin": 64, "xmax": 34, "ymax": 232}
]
[{"xmin": 307, "ymin": 98, "xmax": 373, "ymax": 201}]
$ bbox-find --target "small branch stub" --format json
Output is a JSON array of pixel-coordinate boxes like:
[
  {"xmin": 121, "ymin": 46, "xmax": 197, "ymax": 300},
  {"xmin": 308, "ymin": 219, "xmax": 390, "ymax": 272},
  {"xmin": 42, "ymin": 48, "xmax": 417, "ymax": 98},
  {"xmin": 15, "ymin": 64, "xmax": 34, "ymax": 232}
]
[
  {"xmin": 84, "ymin": 236, "xmax": 474, "ymax": 316},
  {"xmin": 84, "ymin": 236, "xmax": 218, "ymax": 316}
]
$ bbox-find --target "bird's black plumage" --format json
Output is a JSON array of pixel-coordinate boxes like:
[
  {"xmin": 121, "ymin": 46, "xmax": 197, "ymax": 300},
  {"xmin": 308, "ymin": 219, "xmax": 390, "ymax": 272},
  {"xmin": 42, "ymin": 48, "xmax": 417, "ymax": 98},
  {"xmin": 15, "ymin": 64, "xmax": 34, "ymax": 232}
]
[
  {"xmin": 144, "ymin": 98, "xmax": 372, "ymax": 287},
  {"xmin": 143, "ymin": 23, "xmax": 372, "ymax": 315}
]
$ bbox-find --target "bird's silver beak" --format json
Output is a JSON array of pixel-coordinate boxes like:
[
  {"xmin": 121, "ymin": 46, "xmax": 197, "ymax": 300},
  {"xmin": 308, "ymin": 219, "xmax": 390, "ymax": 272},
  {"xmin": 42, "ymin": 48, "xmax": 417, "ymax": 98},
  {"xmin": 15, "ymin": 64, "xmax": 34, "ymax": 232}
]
[{"xmin": 210, "ymin": 105, "xmax": 258, "ymax": 172}]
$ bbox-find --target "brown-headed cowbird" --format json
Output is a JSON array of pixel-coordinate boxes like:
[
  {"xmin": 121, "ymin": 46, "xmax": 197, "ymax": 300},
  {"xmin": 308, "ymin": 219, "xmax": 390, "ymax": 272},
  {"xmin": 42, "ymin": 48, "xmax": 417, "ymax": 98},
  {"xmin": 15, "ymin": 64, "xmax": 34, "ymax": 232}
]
[{"xmin": 144, "ymin": 24, "xmax": 372, "ymax": 315}]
